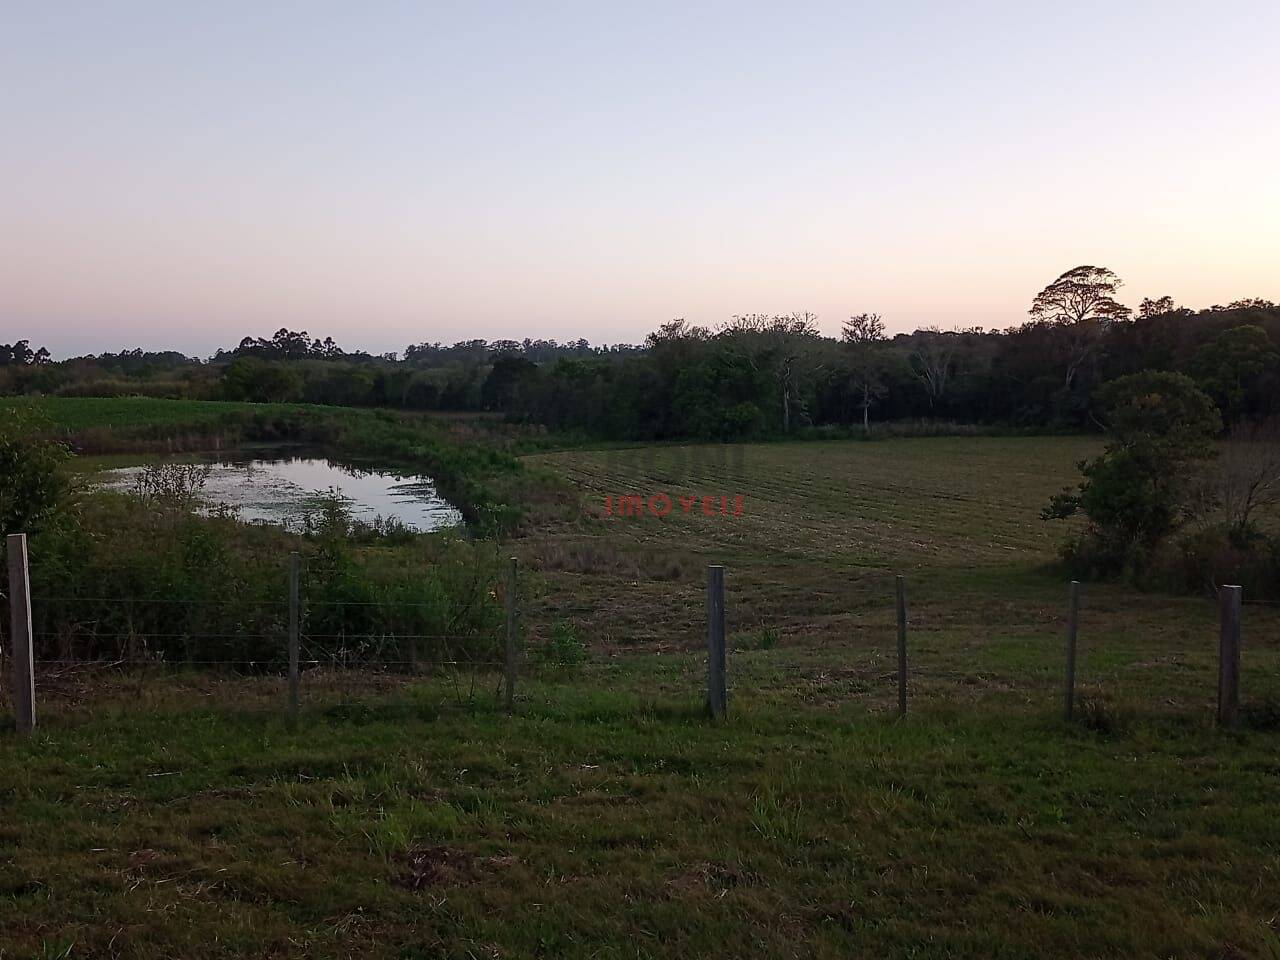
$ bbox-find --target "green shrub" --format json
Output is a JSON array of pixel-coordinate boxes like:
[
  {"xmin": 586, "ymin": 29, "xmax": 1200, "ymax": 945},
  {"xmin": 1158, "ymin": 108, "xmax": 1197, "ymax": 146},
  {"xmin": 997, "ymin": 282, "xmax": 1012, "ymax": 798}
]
[
  {"xmin": 0, "ymin": 405, "xmax": 70, "ymax": 538},
  {"xmin": 1144, "ymin": 525, "xmax": 1280, "ymax": 600},
  {"xmin": 1242, "ymin": 695, "xmax": 1280, "ymax": 732},
  {"xmin": 29, "ymin": 488, "xmax": 504, "ymax": 668},
  {"xmin": 737, "ymin": 626, "xmax": 780, "ymax": 651},
  {"xmin": 1074, "ymin": 696, "xmax": 1136, "ymax": 737},
  {"xmin": 530, "ymin": 621, "xmax": 588, "ymax": 674},
  {"xmin": 1046, "ymin": 372, "xmax": 1222, "ymax": 580}
]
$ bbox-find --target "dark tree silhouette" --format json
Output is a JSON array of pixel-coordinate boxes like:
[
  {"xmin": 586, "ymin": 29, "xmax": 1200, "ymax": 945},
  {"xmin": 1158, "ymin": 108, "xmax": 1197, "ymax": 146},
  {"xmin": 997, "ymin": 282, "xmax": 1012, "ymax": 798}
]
[
  {"xmin": 1028, "ymin": 265, "xmax": 1133, "ymax": 390},
  {"xmin": 842, "ymin": 313, "xmax": 888, "ymax": 435}
]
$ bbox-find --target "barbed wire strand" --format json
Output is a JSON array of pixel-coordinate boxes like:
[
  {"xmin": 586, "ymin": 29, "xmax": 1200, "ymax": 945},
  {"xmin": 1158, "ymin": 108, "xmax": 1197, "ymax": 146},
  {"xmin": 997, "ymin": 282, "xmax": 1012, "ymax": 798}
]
[
  {"xmin": 32, "ymin": 659, "xmax": 505, "ymax": 667},
  {"xmin": 30, "ymin": 596, "xmax": 498, "ymax": 610}
]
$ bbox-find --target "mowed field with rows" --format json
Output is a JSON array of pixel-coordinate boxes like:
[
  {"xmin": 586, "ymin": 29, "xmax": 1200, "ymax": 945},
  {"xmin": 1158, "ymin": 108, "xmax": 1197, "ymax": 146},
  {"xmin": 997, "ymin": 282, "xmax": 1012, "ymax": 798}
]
[{"xmin": 529, "ymin": 436, "xmax": 1102, "ymax": 568}]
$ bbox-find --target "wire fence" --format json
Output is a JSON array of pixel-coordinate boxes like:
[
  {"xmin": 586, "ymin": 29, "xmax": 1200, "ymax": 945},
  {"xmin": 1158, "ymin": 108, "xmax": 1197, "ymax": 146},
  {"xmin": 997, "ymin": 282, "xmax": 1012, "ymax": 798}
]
[{"xmin": 3, "ymin": 534, "xmax": 1279, "ymax": 733}]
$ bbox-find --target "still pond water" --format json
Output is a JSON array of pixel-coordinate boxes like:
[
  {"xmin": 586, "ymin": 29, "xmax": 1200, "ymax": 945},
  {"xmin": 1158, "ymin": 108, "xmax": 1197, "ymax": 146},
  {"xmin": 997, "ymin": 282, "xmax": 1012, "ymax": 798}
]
[{"xmin": 99, "ymin": 453, "xmax": 463, "ymax": 533}]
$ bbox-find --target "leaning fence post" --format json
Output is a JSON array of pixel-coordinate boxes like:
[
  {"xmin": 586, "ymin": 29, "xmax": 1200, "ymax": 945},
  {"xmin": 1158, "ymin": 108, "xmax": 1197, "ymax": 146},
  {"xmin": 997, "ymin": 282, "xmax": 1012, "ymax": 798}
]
[
  {"xmin": 7, "ymin": 533, "xmax": 35, "ymax": 735},
  {"xmin": 1064, "ymin": 580, "xmax": 1080, "ymax": 721},
  {"xmin": 895, "ymin": 575, "xmax": 908, "ymax": 718},
  {"xmin": 288, "ymin": 551, "xmax": 300, "ymax": 723},
  {"xmin": 1217, "ymin": 584, "xmax": 1242, "ymax": 728},
  {"xmin": 505, "ymin": 557, "xmax": 518, "ymax": 714},
  {"xmin": 706, "ymin": 565, "xmax": 727, "ymax": 720}
]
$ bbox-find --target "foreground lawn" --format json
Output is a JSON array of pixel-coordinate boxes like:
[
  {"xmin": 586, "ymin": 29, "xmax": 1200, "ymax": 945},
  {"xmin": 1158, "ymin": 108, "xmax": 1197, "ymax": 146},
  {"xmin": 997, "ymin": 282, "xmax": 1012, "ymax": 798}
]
[{"xmin": 3, "ymin": 660, "xmax": 1280, "ymax": 959}]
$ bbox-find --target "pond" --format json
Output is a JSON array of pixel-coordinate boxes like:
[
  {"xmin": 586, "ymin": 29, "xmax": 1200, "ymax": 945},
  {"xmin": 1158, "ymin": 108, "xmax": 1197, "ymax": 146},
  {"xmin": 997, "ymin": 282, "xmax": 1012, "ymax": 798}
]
[{"xmin": 97, "ymin": 453, "xmax": 464, "ymax": 533}]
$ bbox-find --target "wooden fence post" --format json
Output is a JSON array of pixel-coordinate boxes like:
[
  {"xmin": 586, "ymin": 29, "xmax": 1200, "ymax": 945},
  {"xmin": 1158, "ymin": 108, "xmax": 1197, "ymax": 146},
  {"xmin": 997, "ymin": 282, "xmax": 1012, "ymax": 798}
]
[
  {"xmin": 288, "ymin": 551, "xmax": 300, "ymax": 723},
  {"xmin": 7, "ymin": 533, "xmax": 35, "ymax": 735},
  {"xmin": 505, "ymin": 557, "xmax": 518, "ymax": 714},
  {"xmin": 1218, "ymin": 584, "xmax": 1242, "ymax": 728},
  {"xmin": 707, "ymin": 565, "xmax": 727, "ymax": 720},
  {"xmin": 1064, "ymin": 580, "xmax": 1080, "ymax": 721},
  {"xmin": 895, "ymin": 575, "xmax": 908, "ymax": 718}
]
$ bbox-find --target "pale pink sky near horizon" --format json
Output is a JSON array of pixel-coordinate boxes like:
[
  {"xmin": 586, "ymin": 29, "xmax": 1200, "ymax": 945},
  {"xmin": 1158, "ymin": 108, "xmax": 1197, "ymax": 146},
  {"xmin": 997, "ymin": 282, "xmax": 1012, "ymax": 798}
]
[{"xmin": 3, "ymin": 2, "xmax": 1278, "ymax": 359}]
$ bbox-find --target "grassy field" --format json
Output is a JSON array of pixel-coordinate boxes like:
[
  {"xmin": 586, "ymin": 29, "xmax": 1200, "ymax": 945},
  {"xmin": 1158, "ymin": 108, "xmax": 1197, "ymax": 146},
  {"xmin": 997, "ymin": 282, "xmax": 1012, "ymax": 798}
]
[
  {"xmin": 15, "ymin": 396, "xmax": 274, "ymax": 432},
  {"xmin": 4, "ymin": 431, "xmax": 1280, "ymax": 958},
  {"xmin": 19, "ymin": 397, "xmax": 513, "ymax": 435},
  {"xmin": 522, "ymin": 437, "xmax": 1107, "ymax": 648},
  {"xmin": 530, "ymin": 436, "xmax": 1101, "ymax": 566}
]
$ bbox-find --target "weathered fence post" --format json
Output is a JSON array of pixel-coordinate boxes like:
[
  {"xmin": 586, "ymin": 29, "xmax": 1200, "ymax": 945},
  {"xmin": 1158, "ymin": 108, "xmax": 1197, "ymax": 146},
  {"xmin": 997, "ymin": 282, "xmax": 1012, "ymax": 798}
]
[
  {"xmin": 7, "ymin": 533, "xmax": 35, "ymax": 735},
  {"xmin": 1064, "ymin": 580, "xmax": 1080, "ymax": 721},
  {"xmin": 1217, "ymin": 584, "xmax": 1242, "ymax": 728},
  {"xmin": 288, "ymin": 551, "xmax": 300, "ymax": 724},
  {"xmin": 505, "ymin": 557, "xmax": 518, "ymax": 714},
  {"xmin": 895, "ymin": 575, "xmax": 908, "ymax": 718},
  {"xmin": 707, "ymin": 565, "xmax": 727, "ymax": 720}
]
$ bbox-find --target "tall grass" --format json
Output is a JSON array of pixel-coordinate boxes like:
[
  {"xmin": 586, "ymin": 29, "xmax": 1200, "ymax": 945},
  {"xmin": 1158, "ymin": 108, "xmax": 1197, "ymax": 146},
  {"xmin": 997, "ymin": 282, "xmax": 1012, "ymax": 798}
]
[{"xmin": 27, "ymin": 474, "xmax": 506, "ymax": 668}]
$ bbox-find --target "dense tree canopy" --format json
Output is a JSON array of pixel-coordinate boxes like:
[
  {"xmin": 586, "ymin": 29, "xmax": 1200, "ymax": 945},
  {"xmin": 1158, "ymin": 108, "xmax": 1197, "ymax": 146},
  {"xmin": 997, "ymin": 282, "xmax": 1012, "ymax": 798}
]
[
  {"xmin": 0, "ymin": 340, "xmax": 52, "ymax": 366},
  {"xmin": 0, "ymin": 409, "xmax": 69, "ymax": 537},
  {"xmin": 3, "ymin": 270, "xmax": 1278, "ymax": 443}
]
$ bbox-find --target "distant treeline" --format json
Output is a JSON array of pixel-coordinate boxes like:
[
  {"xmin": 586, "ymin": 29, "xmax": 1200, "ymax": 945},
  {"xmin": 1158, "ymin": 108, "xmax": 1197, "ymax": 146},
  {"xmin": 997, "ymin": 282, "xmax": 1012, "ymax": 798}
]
[{"xmin": 4, "ymin": 266, "xmax": 1278, "ymax": 438}]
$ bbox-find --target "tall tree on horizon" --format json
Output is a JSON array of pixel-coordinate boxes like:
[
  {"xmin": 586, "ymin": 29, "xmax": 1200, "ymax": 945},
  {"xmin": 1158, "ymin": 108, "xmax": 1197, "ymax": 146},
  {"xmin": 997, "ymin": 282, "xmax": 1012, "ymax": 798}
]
[
  {"xmin": 1138, "ymin": 295, "xmax": 1179, "ymax": 319},
  {"xmin": 721, "ymin": 312, "xmax": 821, "ymax": 434},
  {"xmin": 842, "ymin": 313, "xmax": 888, "ymax": 436},
  {"xmin": 1028, "ymin": 265, "xmax": 1132, "ymax": 390}
]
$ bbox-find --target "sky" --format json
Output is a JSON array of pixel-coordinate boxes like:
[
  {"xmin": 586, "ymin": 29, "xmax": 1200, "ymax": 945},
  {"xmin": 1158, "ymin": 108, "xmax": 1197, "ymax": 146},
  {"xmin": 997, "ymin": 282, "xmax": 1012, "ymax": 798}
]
[{"xmin": 2, "ymin": 1, "xmax": 1278, "ymax": 358}]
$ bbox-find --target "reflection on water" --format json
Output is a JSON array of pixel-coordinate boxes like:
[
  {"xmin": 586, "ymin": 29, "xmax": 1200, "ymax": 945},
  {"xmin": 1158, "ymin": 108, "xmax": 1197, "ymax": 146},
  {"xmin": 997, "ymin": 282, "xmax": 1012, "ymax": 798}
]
[{"xmin": 98, "ymin": 454, "xmax": 463, "ymax": 533}]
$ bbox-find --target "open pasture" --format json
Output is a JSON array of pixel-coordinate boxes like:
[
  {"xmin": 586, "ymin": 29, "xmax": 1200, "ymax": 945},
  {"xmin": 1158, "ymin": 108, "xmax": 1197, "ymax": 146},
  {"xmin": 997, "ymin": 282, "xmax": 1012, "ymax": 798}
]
[{"xmin": 528, "ymin": 436, "xmax": 1104, "ymax": 568}]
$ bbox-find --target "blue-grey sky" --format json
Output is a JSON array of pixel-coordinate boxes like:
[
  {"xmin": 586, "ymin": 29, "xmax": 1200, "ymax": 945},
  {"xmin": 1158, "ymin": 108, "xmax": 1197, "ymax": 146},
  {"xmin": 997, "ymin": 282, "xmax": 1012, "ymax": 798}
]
[{"xmin": 3, "ymin": 1, "xmax": 1277, "ymax": 357}]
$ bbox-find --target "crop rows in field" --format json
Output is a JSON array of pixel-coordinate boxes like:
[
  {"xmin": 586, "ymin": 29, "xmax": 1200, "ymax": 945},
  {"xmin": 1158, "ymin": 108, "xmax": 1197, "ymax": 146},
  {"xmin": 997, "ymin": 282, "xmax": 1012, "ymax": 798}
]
[{"xmin": 531, "ymin": 437, "xmax": 1100, "ymax": 569}]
